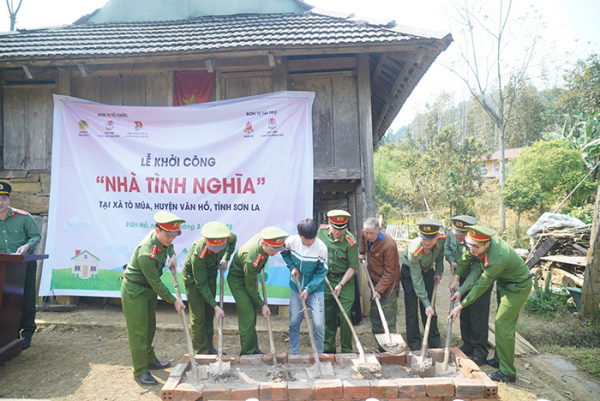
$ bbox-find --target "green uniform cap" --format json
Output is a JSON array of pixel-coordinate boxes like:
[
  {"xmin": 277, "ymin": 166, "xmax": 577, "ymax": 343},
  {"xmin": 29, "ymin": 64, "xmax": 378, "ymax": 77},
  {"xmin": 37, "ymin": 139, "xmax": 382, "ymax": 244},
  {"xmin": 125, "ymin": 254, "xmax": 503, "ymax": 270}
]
[
  {"xmin": 465, "ymin": 225, "xmax": 497, "ymax": 242},
  {"xmin": 0, "ymin": 181, "xmax": 12, "ymax": 196},
  {"xmin": 327, "ymin": 210, "xmax": 351, "ymax": 229},
  {"xmin": 450, "ymin": 215, "xmax": 477, "ymax": 235},
  {"xmin": 201, "ymin": 221, "xmax": 231, "ymax": 251},
  {"xmin": 153, "ymin": 211, "xmax": 185, "ymax": 237},
  {"xmin": 260, "ymin": 226, "xmax": 289, "ymax": 251},
  {"xmin": 416, "ymin": 218, "xmax": 444, "ymax": 239}
]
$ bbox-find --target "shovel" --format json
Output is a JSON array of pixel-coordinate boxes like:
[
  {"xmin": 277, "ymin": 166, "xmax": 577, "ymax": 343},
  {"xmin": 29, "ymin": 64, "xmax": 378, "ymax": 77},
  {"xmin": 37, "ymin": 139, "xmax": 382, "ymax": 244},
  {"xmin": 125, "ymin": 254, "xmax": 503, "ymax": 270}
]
[
  {"xmin": 411, "ymin": 281, "xmax": 438, "ymax": 377},
  {"xmin": 168, "ymin": 263, "xmax": 206, "ymax": 381},
  {"xmin": 360, "ymin": 261, "xmax": 406, "ymax": 354},
  {"xmin": 293, "ymin": 275, "xmax": 334, "ymax": 378},
  {"xmin": 324, "ymin": 277, "xmax": 380, "ymax": 374},
  {"xmin": 259, "ymin": 270, "xmax": 279, "ymax": 367},
  {"xmin": 210, "ymin": 268, "xmax": 230, "ymax": 376},
  {"xmin": 435, "ymin": 289, "xmax": 456, "ymax": 374}
]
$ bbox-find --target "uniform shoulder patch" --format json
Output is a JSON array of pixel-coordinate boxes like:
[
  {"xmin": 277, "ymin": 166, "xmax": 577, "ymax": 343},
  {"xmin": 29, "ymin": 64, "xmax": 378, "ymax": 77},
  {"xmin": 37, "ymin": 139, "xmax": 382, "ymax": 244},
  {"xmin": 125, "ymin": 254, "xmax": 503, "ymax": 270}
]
[
  {"xmin": 438, "ymin": 232, "xmax": 447, "ymax": 239},
  {"xmin": 252, "ymin": 254, "xmax": 264, "ymax": 268},
  {"xmin": 319, "ymin": 224, "xmax": 328, "ymax": 229},
  {"xmin": 413, "ymin": 246, "xmax": 425, "ymax": 258},
  {"xmin": 13, "ymin": 209, "xmax": 28, "ymax": 215},
  {"xmin": 199, "ymin": 246, "xmax": 208, "ymax": 259},
  {"xmin": 479, "ymin": 253, "xmax": 489, "ymax": 268},
  {"xmin": 345, "ymin": 234, "xmax": 356, "ymax": 246},
  {"xmin": 150, "ymin": 245, "xmax": 157, "ymax": 259}
]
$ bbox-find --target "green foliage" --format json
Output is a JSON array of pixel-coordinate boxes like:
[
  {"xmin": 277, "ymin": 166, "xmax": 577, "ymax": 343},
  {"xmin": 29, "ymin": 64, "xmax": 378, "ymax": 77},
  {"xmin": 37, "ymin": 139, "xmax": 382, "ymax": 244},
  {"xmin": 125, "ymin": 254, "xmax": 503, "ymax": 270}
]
[
  {"xmin": 505, "ymin": 222, "xmax": 530, "ymax": 248},
  {"xmin": 545, "ymin": 111, "xmax": 600, "ymax": 169},
  {"xmin": 525, "ymin": 273, "xmax": 572, "ymax": 316},
  {"xmin": 558, "ymin": 53, "xmax": 600, "ymax": 116},
  {"xmin": 505, "ymin": 139, "xmax": 595, "ymax": 210},
  {"xmin": 567, "ymin": 203, "xmax": 595, "ymax": 224}
]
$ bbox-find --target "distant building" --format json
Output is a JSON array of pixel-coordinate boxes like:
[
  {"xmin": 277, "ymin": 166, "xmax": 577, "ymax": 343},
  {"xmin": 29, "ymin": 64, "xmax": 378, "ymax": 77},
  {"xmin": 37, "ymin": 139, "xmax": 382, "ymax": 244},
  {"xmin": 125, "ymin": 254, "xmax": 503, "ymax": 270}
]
[
  {"xmin": 475, "ymin": 147, "xmax": 526, "ymax": 178},
  {"xmin": 71, "ymin": 250, "xmax": 100, "ymax": 279}
]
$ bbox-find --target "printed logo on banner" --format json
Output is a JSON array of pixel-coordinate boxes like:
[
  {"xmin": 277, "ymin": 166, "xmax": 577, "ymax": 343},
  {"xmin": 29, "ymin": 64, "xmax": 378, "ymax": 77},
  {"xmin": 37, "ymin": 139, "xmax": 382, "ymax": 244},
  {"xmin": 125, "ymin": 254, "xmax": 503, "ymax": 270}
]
[
  {"xmin": 134, "ymin": 121, "xmax": 143, "ymax": 130},
  {"xmin": 262, "ymin": 115, "xmax": 283, "ymax": 138},
  {"xmin": 268, "ymin": 118, "xmax": 277, "ymax": 130},
  {"xmin": 126, "ymin": 120, "xmax": 149, "ymax": 138},
  {"xmin": 243, "ymin": 121, "xmax": 254, "ymax": 138},
  {"xmin": 78, "ymin": 120, "xmax": 89, "ymax": 130},
  {"xmin": 106, "ymin": 120, "xmax": 115, "ymax": 131}
]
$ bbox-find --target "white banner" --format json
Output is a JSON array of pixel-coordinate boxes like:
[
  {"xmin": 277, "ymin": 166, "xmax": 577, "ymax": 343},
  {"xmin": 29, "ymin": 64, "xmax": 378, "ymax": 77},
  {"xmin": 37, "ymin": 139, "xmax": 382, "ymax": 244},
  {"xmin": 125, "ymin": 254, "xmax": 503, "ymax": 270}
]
[{"xmin": 40, "ymin": 92, "xmax": 315, "ymax": 304}]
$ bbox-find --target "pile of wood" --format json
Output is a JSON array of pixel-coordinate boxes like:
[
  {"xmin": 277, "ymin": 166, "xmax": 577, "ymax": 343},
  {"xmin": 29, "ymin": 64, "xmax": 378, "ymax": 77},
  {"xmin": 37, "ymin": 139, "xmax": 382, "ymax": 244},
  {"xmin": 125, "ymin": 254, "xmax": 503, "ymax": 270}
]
[{"xmin": 529, "ymin": 226, "xmax": 590, "ymax": 289}]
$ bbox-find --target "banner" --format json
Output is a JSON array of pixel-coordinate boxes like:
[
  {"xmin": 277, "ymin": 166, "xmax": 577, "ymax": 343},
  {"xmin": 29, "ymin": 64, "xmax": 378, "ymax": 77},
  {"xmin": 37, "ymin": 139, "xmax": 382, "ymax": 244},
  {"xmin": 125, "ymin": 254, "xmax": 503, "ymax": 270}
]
[{"xmin": 40, "ymin": 92, "xmax": 315, "ymax": 304}]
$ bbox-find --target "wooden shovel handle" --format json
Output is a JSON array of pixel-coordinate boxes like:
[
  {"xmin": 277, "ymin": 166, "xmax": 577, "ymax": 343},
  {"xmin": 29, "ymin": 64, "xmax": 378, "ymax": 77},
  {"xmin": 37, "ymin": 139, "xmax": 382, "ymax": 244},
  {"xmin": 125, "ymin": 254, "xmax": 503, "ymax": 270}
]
[{"xmin": 260, "ymin": 270, "xmax": 278, "ymax": 365}]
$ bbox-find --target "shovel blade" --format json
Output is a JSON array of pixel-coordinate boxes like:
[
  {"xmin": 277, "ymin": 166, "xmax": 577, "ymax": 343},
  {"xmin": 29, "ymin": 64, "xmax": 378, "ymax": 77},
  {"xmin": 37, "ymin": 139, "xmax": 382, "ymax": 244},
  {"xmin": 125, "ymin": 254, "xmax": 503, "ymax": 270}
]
[
  {"xmin": 375, "ymin": 333, "xmax": 407, "ymax": 354},
  {"xmin": 410, "ymin": 351, "xmax": 433, "ymax": 377},
  {"xmin": 434, "ymin": 361, "xmax": 455, "ymax": 375},
  {"xmin": 209, "ymin": 360, "xmax": 231, "ymax": 376},
  {"xmin": 306, "ymin": 361, "xmax": 334, "ymax": 378},
  {"xmin": 352, "ymin": 354, "xmax": 381, "ymax": 369}
]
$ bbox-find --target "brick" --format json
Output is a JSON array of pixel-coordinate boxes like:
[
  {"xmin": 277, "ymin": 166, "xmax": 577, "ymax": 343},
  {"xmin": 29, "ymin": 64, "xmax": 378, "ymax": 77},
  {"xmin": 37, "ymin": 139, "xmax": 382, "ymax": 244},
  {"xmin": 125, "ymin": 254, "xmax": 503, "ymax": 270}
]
[
  {"xmin": 174, "ymin": 383, "xmax": 203, "ymax": 401},
  {"xmin": 425, "ymin": 377, "xmax": 455, "ymax": 397},
  {"xmin": 195, "ymin": 354, "xmax": 217, "ymax": 365},
  {"xmin": 427, "ymin": 348, "xmax": 445, "ymax": 363},
  {"xmin": 397, "ymin": 378, "xmax": 426, "ymax": 397},
  {"xmin": 260, "ymin": 382, "xmax": 288, "ymax": 401},
  {"xmin": 288, "ymin": 354, "xmax": 312, "ymax": 364},
  {"xmin": 335, "ymin": 353, "xmax": 359, "ymax": 367},
  {"xmin": 450, "ymin": 346, "xmax": 469, "ymax": 359},
  {"xmin": 222, "ymin": 355, "xmax": 240, "ymax": 365},
  {"xmin": 203, "ymin": 383, "xmax": 232, "ymax": 400},
  {"xmin": 472, "ymin": 371, "xmax": 498, "ymax": 399},
  {"xmin": 342, "ymin": 380, "xmax": 371, "ymax": 399},
  {"xmin": 379, "ymin": 352, "xmax": 407, "ymax": 365},
  {"xmin": 310, "ymin": 353, "xmax": 335, "ymax": 364},
  {"xmin": 314, "ymin": 379, "xmax": 343, "ymax": 400},
  {"xmin": 161, "ymin": 376, "xmax": 180, "ymax": 401},
  {"xmin": 230, "ymin": 383, "xmax": 259, "ymax": 400},
  {"xmin": 288, "ymin": 381, "xmax": 315, "ymax": 400},
  {"xmin": 460, "ymin": 357, "xmax": 482, "ymax": 378},
  {"xmin": 370, "ymin": 379, "xmax": 398, "ymax": 399},
  {"xmin": 454, "ymin": 377, "xmax": 485, "ymax": 399},
  {"xmin": 239, "ymin": 354, "xmax": 264, "ymax": 365},
  {"xmin": 263, "ymin": 352, "xmax": 288, "ymax": 365}
]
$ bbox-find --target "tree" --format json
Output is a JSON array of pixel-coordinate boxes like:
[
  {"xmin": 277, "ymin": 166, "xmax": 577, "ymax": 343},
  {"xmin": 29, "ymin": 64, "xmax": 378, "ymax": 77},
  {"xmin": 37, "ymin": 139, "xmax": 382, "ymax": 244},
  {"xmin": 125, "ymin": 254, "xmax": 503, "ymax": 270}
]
[
  {"xmin": 6, "ymin": 0, "xmax": 23, "ymax": 31},
  {"xmin": 557, "ymin": 54, "xmax": 600, "ymax": 116},
  {"xmin": 448, "ymin": 0, "xmax": 540, "ymax": 232},
  {"xmin": 504, "ymin": 139, "xmax": 595, "ymax": 211}
]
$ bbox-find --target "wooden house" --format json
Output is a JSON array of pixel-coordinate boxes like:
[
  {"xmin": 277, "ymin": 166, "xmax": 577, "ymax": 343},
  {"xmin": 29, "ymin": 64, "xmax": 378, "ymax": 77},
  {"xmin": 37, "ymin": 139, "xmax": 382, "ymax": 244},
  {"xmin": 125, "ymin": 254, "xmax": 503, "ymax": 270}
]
[{"xmin": 0, "ymin": 0, "xmax": 451, "ymax": 296}]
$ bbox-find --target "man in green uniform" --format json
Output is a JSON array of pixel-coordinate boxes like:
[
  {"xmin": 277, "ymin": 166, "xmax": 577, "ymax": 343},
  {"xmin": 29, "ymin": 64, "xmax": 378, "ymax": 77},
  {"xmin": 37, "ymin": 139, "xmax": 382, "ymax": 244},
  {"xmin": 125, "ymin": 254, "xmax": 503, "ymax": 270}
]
[
  {"xmin": 183, "ymin": 221, "xmax": 237, "ymax": 355},
  {"xmin": 317, "ymin": 210, "xmax": 359, "ymax": 354},
  {"xmin": 401, "ymin": 219, "xmax": 446, "ymax": 351},
  {"xmin": 121, "ymin": 211, "xmax": 186, "ymax": 386},
  {"xmin": 444, "ymin": 215, "xmax": 492, "ymax": 366},
  {"xmin": 0, "ymin": 182, "xmax": 41, "ymax": 350},
  {"xmin": 449, "ymin": 226, "xmax": 533, "ymax": 383},
  {"xmin": 227, "ymin": 226, "xmax": 288, "ymax": 355}
]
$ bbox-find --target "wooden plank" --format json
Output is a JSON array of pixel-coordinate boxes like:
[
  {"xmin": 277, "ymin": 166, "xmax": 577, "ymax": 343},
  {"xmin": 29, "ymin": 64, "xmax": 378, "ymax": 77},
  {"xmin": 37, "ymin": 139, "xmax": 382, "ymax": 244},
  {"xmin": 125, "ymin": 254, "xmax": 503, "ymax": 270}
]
[
  {"xmin": 145, "ymin": 74, "xmax": 169, "ymax": 106},
  {"xmin": 272, "ymin": 57, "xmax": 287, "ymax": 92},
  {"xmin": 357, "ymin": 53, "xmax": 376, "ymax": 218},
  {"xmin": 289, "ymin": 76, "xmax": 334, "ymax": 168},
  {"xmin": 220, "ymin": 70, "xmax": 273, "ymax": 79},
  {"xmin": 540, "ymin": 255, "xmax": 587, "ymax": 266},
  {"xmin": 100, "ymin": 76, "xmax": 123, "ymax": 106},
  {"xmin": 122, "ymin": 75, "xmax": 146, "ymax": 106},
  {"xmin": 71, "ymin": 76, "xmax": 101, "ymax": 102},
  {"xmin": 248, "ymin": 76, "xmax": 273, "ymax": 96},
  {"xmin": 289, "ymin": 70, "xmax": 355, "ymax": 79},
  {"xmin": 224, "ymin": 77, "xmax": 251, "ymax": 99},
  {"xmin": 314, "ymin": 167, "xmax": 361, "ymax": 180},
  {"xmin": 3, "ymin": 88, "xmax": 26, "ymax": 169},
  {"xmin": 57, "ymin": 68, "xmax": 71, "ymax": 96},
  {"xmin": 526, "ymin": 237, "xmax": 557, "ymax": 269},
  {"xmin": 286, "ymin": 56, "xmax": 357, "ymax": 72},
  {"xmin": 332, "ymin": 74, "xmax": 359, "ymax": 168},
  {"xmin": 25, "ymin": 87, "xmax": 53, "ymax": 170},
  {"xmin": 314, "ymin": 182, "xmax": 357, "ymax": 194}
]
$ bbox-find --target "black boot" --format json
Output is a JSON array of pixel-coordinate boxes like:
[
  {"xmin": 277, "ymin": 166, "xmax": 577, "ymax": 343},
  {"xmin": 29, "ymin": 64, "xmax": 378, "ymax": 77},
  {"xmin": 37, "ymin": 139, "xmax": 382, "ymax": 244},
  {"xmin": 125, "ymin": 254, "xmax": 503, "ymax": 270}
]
[
  {"xmin": 489, "ymin": 370, "xmax": 516, "ymax": 383},
  {"xmin": 148, "ymin": 359, "xmax": 170, "ymax": 370}
]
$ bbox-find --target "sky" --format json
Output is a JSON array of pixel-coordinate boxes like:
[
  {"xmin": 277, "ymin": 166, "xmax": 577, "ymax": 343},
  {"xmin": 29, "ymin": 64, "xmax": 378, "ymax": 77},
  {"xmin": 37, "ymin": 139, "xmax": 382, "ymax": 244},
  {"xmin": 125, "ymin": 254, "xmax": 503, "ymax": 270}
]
[{"xmin": 1, "ymin": 0, "xmax": 598, "ymax": 128}]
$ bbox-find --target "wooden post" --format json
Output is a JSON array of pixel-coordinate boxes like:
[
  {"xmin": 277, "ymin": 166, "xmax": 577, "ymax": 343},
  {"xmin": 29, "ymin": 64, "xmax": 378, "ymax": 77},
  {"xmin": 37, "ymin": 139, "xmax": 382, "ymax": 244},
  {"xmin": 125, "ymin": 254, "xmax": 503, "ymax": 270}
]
[
  {"xmin": 273, "ymin": 56, "xmax": 287, "ymax": 92},
  {"xmin": 581, "ymin": 183, "xmax": 600, "ymax": 320}
]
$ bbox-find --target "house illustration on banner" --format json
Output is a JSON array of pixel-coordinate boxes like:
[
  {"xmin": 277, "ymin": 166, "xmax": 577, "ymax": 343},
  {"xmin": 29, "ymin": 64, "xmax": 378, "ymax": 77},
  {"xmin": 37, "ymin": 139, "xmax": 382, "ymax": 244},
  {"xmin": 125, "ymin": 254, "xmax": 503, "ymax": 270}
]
[{"xmin": 71, "ymin": 250, "xmax": 100, "ymax": 279}]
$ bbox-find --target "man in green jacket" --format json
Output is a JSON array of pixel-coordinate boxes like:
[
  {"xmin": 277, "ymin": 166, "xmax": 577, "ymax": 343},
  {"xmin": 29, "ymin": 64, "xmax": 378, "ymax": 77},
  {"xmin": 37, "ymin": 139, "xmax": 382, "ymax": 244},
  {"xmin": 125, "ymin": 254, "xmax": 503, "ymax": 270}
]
[
  {"xmin": 444, "ymin": 215, "xmax": 492, "ymax": 366},
  {"xmin": 183, "ymin": 221, "xmax": 237, "ymax": 355},
  {"xmin": 0, "ymin": 182, "xmax": 41, "ymax": 350},
  {"xmin": 121, "ymin": 211, "xmax": 186, "ymax": 386},
  {"xmin": 401, "ymin": 219, "xmax": 445, "ymax": 351},
  {"xmin": 449, "ymin": 226, "xmax": 533, "ymax": 383},
  {"xmin": 318, "ymin": 210, "xmax": 359, "ymax": 354},
  {"xmin": 227, "ymin": 226, "xmax": 288, "ymax": 355}
]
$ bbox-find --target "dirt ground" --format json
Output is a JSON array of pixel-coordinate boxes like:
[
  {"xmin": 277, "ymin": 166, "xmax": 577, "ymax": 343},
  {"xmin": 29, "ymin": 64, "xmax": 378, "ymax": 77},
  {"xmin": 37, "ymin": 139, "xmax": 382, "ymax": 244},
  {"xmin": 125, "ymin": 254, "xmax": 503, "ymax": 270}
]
[{"xmin": 1, "ymin": 273, "xmax": 599, "ymax": 401}]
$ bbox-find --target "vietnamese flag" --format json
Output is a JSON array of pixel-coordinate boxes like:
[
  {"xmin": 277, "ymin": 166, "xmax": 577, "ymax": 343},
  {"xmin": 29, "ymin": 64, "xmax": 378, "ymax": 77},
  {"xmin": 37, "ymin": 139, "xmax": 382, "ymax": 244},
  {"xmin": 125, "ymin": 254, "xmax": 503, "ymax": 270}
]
[{"xmin": 173, "ymin": 71, "xmax": 216, "ymax": 106}]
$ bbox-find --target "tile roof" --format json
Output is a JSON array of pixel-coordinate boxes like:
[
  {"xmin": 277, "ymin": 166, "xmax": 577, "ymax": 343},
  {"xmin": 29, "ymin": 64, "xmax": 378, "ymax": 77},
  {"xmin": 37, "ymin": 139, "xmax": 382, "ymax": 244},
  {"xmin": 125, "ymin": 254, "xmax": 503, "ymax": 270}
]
[{"xmin": 0, "ymin": 12, "xmax": 434, "ymax": 60}]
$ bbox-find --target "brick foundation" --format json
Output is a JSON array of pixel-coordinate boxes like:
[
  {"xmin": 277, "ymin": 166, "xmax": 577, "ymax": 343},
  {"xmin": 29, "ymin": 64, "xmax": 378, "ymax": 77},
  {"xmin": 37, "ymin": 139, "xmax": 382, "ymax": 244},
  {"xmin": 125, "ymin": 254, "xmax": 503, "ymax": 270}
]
[{"xmin": 161, "ymin": 347, "xmax": 498, "ymax": 401}]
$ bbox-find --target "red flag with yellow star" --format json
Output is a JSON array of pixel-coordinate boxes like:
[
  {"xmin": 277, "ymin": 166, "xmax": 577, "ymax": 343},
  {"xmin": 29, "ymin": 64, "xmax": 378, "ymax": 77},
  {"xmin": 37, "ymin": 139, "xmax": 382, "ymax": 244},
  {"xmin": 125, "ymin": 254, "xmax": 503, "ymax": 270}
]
[{"xmin": 173, "ymin": 71, "xmax": 215, "ymax": 106}]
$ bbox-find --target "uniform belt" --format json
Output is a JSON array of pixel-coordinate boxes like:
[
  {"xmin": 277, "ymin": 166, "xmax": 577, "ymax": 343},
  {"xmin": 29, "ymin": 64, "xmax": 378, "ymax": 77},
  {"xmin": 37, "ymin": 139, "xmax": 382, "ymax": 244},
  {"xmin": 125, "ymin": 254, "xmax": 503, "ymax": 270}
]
[
  {"xmin": 125, "ymin": 277, "xmax": 151, "ymax": 288},
  {"xmin": 328, "ymin": 272, "xmax": 343, "ymax": 278},
  {"xmin": 422, "ymin": 269, "xmax": 430, "ymax": 274}
]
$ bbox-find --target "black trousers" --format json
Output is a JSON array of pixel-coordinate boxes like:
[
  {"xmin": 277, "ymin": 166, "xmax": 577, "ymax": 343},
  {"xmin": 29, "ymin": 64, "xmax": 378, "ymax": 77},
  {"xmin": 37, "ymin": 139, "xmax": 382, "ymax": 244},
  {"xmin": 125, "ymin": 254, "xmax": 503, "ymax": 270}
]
[
  {"xmin": 401, "ymin": 264, "xmax": 441, "ymax": 351},
  {"xmin": 20, "ymin": 261, "xmax": 38, "ymax": 339},
  {"xmin": 459, "ymin": 276, "xmax": 493, "ymax": 359}
]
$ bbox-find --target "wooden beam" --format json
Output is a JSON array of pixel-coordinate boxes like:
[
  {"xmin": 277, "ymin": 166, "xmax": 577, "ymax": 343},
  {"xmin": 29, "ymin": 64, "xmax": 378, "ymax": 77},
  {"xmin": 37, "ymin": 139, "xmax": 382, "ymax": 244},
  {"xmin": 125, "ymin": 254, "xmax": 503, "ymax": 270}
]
[
  {"xmin": 286, "ymin": 56, "xmax": 357, "ymax": 72},
  {"xmin": 205, "ymin": 58, "xmax": 218, "ymax": 73},
  {"xmin": 357, "ymin": 53, "xmax": 376, "ymax": 219},
  {"xmin": 371, "ymin": 53, "xmax": 387, "ymax": 82},
  {"xmin": 267, "ymin": 53, "xmax": 276, "ymax": 67},
  {"xmin": 314, "ymin": 167, "xmax": 361, "ymax": 180},
  {"xmin": 77, "ymin": 64, "xmax": 102, "ymax": 77},
  {"xmin": 314, "ymin": 182, "xmax": 357, "ymax": 193},
  {"xmin": 272, "ymin": 56, "xmax": 287, "ymax": 92},
  {"xmin": 526, "ymin": 237, "xmax": 557, "ymax": 269},
  {"xmin": 21, "ymin": 65, "xmax": 51, "ymax": 79}
]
